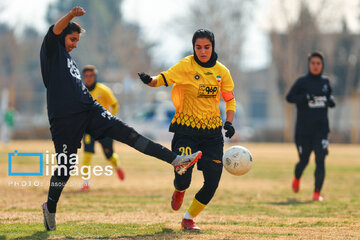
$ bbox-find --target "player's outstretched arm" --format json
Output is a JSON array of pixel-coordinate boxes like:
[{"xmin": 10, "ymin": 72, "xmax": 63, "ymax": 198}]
[
  {"xmin": 53, "ymin": 6, "xmax": 86, "ymax": 35},
  {"xmin": 138, "ymin": 72, "xmax": 158, "ymax": 87}
]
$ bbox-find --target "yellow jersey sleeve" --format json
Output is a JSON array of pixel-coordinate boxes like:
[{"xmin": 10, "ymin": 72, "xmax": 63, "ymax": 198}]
[
  {"xmin": 221, "ymin": 67, "xmax": 235, "ymax": 94},
  {"xmin": 221, "ymin": 67, "xmax": 236, "ymax": 112},
  {"xmin": 91, "ymin": 83, "xmax": 119, "ymax": 114},
  {"xmin": 155, "ymin": 58, "xmax": 189, "ymax": 87},
  {"xmin": 106, "ymin": 87, "xmax": 118, "ymax": 108}
]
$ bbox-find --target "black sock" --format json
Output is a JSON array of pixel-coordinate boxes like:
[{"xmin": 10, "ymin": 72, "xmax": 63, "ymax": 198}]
[{"xmin": 47, "ymin": 175, "xmax": 68, "ymax": 213}]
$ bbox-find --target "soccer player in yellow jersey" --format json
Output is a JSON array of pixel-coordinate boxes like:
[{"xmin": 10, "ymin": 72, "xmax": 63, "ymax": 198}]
[
  {"xmin": 80, "ymin": 65, "xmax": 124, "ymax": 191},
  {"xmin": 138, "ymin": 29, "xmax": 236, "ymax": 231}
]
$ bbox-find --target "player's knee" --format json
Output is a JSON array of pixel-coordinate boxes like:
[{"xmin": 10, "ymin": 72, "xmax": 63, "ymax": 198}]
[
  {"xmin": 204, "ymin": 179, "xmax": 220, "ymax": 194},
  {"xmin": 174, "ymin": 179, "xmax": 191, "ymax": 191},
  {"xmin": 299, "ymin": 157, "xmax": 310, "ymax": 166},
  {"xmin": 127, "ymin": 130, "xmax": 150, "ymax": 152},
  {"xmin": 315, "ymin": 160, "xmax": 325, "ymax": 170},
  {"xmin": 53, "ymin": 162, "xmax": 75, "ymax": 181},
  {"xmin": 53, "ymin": 171, "xmax": 71, "ymax": 182}
]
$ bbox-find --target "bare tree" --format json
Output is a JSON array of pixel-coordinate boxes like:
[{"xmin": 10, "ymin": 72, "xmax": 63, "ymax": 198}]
[{"xmin": 270, "ymin": 2, "xmax": 321, "ymax": 141}]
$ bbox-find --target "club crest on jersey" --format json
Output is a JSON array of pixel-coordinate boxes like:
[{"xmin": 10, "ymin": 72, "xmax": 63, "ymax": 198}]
[
  {"xmin": 194, "ymin": 74, "xmax": 200, "ymax": 80},
  {"xmin": 216, "ymin": 75, "xmax": 221, "ymax": 82}
]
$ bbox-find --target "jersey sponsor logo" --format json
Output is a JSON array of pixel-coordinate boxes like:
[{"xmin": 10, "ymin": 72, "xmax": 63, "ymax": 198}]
[
  {"xmin": 204, "ymin": 72, "xmax": 213, "ymax": 75},
  {"xmin": 194, "ymin": 74, "xmax": 200, "ymax": 80},
  {"xmin": 67, "ymin": 58, "xmax": 81, "ymax": 80},
  {"xmin": 198, "ymin": 84, "xmax": 219, "ymax": 98},
  {"xmin": 308, "ymin": 96, "xmax": 326, "ymax": 108},
  {"xmin": 216, "ymin": 75, "xmax": 221, "ymax": 82}
]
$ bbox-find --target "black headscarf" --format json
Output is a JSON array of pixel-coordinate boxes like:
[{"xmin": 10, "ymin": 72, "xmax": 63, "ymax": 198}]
[{"xmin": 192, "ymin": 29, "xmax": 218, "ymax": 68}]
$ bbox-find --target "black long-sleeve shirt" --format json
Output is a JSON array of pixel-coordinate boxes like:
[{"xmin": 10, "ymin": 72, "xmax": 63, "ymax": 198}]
[
  {"xmin": 40, "ymin": 25, "xmax": 95, "ymax": 120},
  {"xmin": 286, "ymin": 73, "xmax": 334, "ymax": 135}
]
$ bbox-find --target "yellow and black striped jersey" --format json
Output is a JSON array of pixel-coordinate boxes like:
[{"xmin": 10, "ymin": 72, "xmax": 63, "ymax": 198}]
[
  {"xmin": 155, "ymin": 55, "xmax": 236, "ymax": 136},
  {"xmin": 89, "ymin": 82, "xmax": 119, "ymax": 115}
]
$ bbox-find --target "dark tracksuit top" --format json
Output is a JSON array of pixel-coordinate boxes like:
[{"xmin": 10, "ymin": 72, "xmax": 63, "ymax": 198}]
[{"xmin": 286, "ymin": 73, "xmax": 333, "ymax": 136}]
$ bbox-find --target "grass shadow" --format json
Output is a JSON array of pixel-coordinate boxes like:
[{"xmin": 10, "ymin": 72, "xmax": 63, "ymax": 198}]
[
  {"xmin": 111, "ymin": 227, "xmax": 200, "ymax": 240},
  {"xmin": 9, "ymin": 227, "xmax": 197, "ymax": 240},
  {"xmin": 10, "ymin": 231, "xmax": 49, "ymax": 240},
  {"xmin": 265, "ymin": 198, "xmax": 313, "ymax": 206}
]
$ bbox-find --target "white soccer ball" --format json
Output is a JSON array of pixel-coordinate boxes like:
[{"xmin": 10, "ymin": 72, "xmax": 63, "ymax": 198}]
[{"xmin": 223, "ymin": 146, "xmax": 253, "ymax": 176}]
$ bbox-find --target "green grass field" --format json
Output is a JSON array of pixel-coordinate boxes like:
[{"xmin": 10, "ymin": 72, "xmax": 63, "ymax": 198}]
[{"xmin": 0, "ymin": 141, "xmax": 359, "ymax": 239}]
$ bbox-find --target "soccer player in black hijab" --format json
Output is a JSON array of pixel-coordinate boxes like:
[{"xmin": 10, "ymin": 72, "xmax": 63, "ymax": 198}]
[
  {"xmin": 138, "ymin": 29, "xmax": 236, "ymax": 230},
  {"xmin": 286, "ymin": 51, "xmax": 335, "ymax": 201}
]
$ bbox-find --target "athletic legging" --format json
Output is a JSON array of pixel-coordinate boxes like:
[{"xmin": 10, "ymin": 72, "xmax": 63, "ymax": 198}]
[{"xmin": 295, "ymin": 133, "xmax": 328, "ymax": 192}]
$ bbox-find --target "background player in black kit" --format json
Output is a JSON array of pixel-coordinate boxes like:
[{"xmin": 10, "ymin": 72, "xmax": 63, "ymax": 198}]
[
  {"xmin": 40, "ymin": 6, "xmax": 202, "ymax": 231},
  {"xmin": 286, "ymin": 51, "xmax": 336, "ymax": 201}
]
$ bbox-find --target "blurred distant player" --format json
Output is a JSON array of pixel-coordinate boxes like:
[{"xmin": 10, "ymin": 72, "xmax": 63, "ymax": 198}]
[
  {"xmin": 138, "ymin": 29, "xmax": 236, "ymax": 231},
  {"xmin": 40, "ymin": 6, "xmax": 202, "ymax": 231},
  {"xmin": 81, "ymin": 65, "xmax": 124, "ymax": 191},
  {"xmin": 286, "ymin": 51, "xmax": 336, "ymax": 201}
]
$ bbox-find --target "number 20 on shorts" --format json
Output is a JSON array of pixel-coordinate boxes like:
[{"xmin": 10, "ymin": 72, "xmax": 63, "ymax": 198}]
[{"xmin": 179, "ymin": 146, "xmax": 192, "ymax": 156}]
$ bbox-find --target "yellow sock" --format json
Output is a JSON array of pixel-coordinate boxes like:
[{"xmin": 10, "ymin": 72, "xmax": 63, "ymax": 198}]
[
  {"xmin": 187, "ymin": 197, "xmax": 206, "ymax": 218},
  {"xmin": 108, "ymin": 153, "xmax": 120, "ymax": 168},
  {"xmin": 82, "ymin": 152, "xmax": 93, "ymax": 180}
]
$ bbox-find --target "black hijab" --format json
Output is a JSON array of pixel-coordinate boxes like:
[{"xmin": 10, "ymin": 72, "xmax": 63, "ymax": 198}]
[{"xmin": 192, "ymin": 29, "xmax": 218, "ymax": 68}]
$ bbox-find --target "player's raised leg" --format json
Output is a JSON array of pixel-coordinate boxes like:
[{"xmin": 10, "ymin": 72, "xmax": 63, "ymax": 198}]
[{"xmin": 88, "ymin": 111, "xmax": 202, "ymax": 175}]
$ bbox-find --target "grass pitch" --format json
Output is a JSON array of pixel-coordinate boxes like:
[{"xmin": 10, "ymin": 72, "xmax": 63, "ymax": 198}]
[{"xmin": 0, "ymin": 141, "xmax": 359, "ymax": 239}]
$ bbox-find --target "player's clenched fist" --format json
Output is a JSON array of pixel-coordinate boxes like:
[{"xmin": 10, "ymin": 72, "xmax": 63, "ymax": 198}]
[{"xmin": 70, "ymin": 6, "xmax": 86, "ymax": 17}]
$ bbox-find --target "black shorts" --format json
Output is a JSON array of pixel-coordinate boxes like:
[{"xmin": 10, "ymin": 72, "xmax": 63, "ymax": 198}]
[
  {"xmin": 171, "ymin": 132, "xmax": 224, "ymax": 171},
  {"xmin": 83, "ymin": 134, "xmax": 113, "ymax": 153},
  {"xmin": 49, "ymin": 102, "xmax": 118, "ymax": 155},
  {"xmin": 295, "ymin": 131, "xmax": 329, "ymax": 156}
]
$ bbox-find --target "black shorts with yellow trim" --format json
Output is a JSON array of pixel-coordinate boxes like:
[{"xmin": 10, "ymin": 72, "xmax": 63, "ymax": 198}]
[
  {"xmin": 83, "ymin": 134, "xmax": 114, "ymax": 158},
  {"xmin": 171, "ymin": 132, "xmax": 224, "ymax": 170}
]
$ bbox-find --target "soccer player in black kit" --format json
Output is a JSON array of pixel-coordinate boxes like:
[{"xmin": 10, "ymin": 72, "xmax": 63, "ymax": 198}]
[
  {"xmin": 40, "ymin": 7, "xmax": 202, "ymax": 231},
  {"xmin": 286, "ymin": 51, "xmax": 335, "ymax": 201}
]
